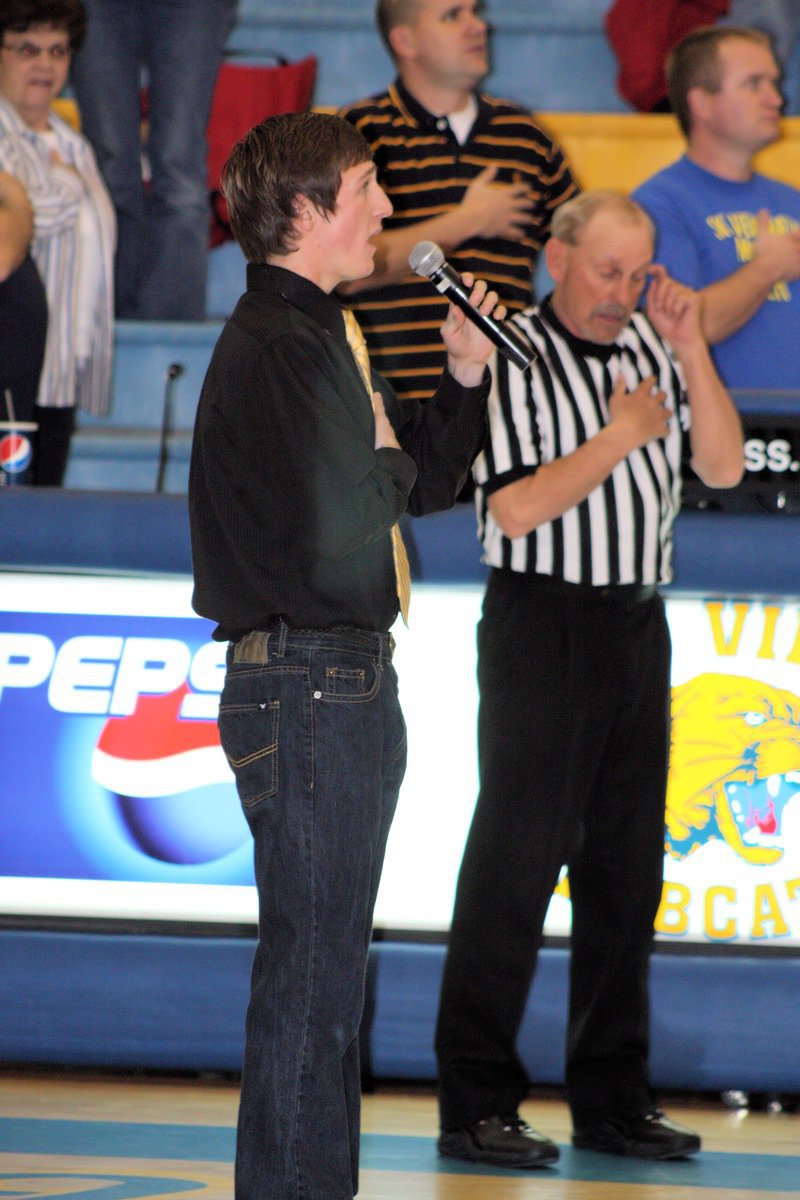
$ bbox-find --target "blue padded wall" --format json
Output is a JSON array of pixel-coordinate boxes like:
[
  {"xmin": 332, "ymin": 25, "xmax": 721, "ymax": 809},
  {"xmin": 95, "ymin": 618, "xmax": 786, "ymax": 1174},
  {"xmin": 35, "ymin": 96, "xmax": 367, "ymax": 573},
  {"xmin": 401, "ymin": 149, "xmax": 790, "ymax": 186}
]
[
  {"xmin": 1, "ymin": 931, "xmax": 798, "ymax": 1093},
  {"xmin": 368, "ymin": 943, "xmax": 800, "ymax": 1093},
  {"xmin": 1, "ymin": 497, "xmax": 799, "ymax": 1088}
]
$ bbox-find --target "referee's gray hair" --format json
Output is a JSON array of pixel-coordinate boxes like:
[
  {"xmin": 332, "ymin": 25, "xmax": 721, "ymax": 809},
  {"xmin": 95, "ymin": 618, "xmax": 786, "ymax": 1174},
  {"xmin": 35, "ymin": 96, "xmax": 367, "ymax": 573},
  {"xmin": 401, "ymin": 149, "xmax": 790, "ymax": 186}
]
[{"xmin": 551, "ymin": 190, "xmax": 655, "ymax": 246}]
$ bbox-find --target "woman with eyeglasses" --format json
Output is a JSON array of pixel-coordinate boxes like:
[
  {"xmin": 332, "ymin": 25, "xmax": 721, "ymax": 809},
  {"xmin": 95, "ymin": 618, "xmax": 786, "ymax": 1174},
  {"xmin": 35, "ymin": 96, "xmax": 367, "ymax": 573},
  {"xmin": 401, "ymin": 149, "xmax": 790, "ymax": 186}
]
[{"xmin": 0, "ymin": 0, "xmax": 114, "ymax": 486}]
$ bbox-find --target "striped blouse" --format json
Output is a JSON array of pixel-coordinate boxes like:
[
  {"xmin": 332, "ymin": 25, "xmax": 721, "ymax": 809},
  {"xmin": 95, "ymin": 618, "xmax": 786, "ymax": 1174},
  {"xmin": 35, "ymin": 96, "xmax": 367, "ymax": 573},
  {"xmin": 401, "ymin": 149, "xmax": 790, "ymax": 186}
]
[
  {"xmin": 0, "ymin": 97, "xmax": 115, "ymax": 414},
  {"xmin": 474, "ymin": 298, "xmax": 689, "ymax": 586},
  {"xmin": 340, "ymin": 80, "xmax": 576, "ymax": 403}
]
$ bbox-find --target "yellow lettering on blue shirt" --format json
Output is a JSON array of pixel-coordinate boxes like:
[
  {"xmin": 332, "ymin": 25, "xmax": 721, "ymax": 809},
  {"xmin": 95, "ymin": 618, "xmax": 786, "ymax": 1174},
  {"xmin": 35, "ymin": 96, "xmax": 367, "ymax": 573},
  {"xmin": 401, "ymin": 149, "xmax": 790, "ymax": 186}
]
[{"xmin": 706, "ymin": 211, "xmax": 798, "ymax": 300}]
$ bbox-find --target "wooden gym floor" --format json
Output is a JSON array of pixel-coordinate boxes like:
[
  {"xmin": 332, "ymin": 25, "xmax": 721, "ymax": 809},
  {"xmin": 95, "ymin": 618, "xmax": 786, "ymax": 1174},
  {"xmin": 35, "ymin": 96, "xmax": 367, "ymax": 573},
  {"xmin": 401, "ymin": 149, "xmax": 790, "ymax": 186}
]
[{"xmin": 0, "ymin": 1068, "xmax": 797, "ymax": 1198}]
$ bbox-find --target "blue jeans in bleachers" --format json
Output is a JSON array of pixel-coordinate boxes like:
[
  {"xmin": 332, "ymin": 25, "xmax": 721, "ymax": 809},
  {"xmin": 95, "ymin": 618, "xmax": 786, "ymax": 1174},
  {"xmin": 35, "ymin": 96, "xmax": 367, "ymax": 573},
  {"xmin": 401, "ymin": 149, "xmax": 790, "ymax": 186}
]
[{"xmin": 71, "ymin": 0, "xmax": 236, "ymax": 321}]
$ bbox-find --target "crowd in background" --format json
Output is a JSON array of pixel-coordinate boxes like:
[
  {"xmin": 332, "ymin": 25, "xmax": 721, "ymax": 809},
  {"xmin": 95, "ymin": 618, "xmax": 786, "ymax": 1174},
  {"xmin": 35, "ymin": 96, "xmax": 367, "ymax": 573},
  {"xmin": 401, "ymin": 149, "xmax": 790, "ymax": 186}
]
[
  {"xmin": 0, "ymin": 0, "xmax": 233, "ymax": 483},
  {"xmin": 0, "ymin": 0, "xmax": 798, "ymax": 486}
]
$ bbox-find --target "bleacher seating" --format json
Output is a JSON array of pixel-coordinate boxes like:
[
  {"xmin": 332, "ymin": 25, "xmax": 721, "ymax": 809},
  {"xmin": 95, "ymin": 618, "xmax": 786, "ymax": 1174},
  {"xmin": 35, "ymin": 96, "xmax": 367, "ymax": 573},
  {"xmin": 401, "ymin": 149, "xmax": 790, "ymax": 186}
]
[
  {"xmin": 65, "ymin": 110, "xmax": 800, "ymax": 495},
  {"xmin": 51, "ymin": 2, "xmax": 800, "ymax": 494},
  {"xmin": 227, "ymin": 0, "xmax": 800, "ymax": 116},
  {"xmin": 207, "ymin": 240, "xmax": 247, "ymax": 319},
  {"xmin": 537, "ymin": 113, "xmax": 800, "ymax": 192},
  {"xmin": 64, "ymin": 321, "xmax": 222, "ymax": 493},
  {"xmin": 59, "ymin": 3, "xmax": 800, "ymax": 122}
]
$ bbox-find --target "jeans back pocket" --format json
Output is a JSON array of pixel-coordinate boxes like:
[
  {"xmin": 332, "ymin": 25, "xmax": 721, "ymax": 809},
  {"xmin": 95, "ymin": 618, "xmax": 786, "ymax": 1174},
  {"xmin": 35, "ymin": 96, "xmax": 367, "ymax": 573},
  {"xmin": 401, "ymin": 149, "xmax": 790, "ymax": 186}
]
[{"xmin": 218, "ymin": 698, "xmax": 279, "ymax": 810}]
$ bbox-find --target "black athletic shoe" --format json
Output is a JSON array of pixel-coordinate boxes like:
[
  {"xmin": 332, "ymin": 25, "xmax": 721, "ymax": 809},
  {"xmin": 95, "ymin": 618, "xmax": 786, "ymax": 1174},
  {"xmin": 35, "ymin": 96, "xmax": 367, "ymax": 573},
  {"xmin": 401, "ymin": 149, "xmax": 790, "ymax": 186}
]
[
  {"xmin": 572, "ymin": 1109, "xmax": 702, "ymax": 1159},
  {"xmin": 438, "ymin": 1114, "xmax": 560, "ymax": 1168}
]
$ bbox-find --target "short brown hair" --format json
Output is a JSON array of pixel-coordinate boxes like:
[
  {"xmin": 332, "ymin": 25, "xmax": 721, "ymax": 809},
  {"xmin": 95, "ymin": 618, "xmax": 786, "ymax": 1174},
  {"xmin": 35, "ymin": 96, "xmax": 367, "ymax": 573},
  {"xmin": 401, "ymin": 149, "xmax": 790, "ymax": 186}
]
[
  {"xmin": 551, "ymin": 190, "xmax": 654, "ymax": 247},
  {"xmin": 0, "ymin": 0, "xmax": 86, "ymax": 52},
  {"xmin": 667, "ymin": 26, "xmax": 773, "ymax": 136},
  {"xmin": 375, "ymin": 0, "xmax": 421, "ymax": 57},
  {"xmin": 222, "ymin": 111, "xmax": 373, "ymax": 263}
]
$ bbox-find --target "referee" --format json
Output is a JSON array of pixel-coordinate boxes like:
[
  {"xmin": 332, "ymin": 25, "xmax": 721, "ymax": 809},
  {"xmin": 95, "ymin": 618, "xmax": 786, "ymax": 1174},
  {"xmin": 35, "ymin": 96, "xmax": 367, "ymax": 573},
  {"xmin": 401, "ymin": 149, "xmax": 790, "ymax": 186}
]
[{"xmin": 435, "ymin": 191, "xmax": 744, "ymax": 1169}]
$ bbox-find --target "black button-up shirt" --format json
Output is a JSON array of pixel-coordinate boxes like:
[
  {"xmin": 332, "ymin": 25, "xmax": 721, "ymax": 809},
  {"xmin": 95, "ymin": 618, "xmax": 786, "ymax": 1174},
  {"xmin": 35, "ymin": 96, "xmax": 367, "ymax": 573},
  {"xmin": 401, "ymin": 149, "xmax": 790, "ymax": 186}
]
[{"xmin": 189, "ymin": 263, "xmax": 489, "ymax": 638}]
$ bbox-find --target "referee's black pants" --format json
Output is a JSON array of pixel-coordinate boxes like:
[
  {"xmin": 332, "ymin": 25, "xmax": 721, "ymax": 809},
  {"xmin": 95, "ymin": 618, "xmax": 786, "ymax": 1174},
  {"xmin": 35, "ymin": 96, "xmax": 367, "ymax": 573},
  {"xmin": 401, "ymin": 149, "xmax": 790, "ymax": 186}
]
[{"xmin": 435, "ymin": 567, "xmax": 672, "ymax": 1132}]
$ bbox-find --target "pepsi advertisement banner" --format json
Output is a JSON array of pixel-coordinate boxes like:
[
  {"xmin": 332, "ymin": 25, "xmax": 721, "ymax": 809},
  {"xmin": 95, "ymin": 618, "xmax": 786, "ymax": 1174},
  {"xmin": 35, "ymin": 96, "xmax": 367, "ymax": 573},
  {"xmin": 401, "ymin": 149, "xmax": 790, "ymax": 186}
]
[
  {"xmin": 0, "ymin": 572, "xmax": 799, "ymax": 946},
  {"xmin": 0, "ymin": 573, "xmax": 256, "ymax": 925}
]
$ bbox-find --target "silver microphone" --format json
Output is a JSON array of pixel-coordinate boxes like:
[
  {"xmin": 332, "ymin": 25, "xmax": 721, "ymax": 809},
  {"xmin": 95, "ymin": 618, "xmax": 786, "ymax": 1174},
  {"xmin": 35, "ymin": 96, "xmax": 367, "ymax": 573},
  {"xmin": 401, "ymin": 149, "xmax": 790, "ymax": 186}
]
[{"xmin": 409, "ymin": 240, "xmax": 535, "ymax": 371}]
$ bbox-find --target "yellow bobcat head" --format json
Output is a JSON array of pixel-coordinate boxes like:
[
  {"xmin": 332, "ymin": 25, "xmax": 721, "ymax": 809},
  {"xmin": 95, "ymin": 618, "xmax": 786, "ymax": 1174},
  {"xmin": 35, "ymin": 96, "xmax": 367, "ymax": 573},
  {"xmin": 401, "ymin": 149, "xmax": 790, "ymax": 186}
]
[{"xmin": 666, "ymin": 673, "xmax": 800, "ymax": 866}]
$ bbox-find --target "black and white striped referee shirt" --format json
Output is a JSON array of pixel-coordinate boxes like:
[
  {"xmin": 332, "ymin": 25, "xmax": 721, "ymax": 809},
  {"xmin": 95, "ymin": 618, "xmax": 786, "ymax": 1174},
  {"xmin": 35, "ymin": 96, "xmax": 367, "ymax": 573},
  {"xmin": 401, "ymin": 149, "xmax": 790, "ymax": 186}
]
[{"xmin": 473, "ymin": 297, "xmax": 690, "ymax": 586}]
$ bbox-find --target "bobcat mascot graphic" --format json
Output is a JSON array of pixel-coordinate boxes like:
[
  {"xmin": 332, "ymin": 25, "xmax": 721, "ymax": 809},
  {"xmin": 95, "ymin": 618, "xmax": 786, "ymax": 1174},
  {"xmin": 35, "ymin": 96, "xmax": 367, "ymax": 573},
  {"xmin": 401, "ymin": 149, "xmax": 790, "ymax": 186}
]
[{"xmin": 666, "ymin": 673, "xmax": 800, "ymax": 866}]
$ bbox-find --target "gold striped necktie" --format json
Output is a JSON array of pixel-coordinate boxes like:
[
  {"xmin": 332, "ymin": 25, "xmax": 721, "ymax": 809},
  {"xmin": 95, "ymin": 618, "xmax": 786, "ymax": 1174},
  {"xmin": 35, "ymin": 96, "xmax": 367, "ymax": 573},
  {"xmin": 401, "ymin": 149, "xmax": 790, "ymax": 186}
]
[{"xmin": 343, "ymin": 309, "xmax": 411, "ymax": 625}]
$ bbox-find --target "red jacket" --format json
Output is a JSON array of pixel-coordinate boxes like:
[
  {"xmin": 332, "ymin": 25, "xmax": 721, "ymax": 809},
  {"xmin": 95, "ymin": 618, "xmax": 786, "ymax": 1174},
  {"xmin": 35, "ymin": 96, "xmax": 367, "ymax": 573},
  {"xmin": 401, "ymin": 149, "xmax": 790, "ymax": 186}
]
[{"xmin": 605, "ymin": 0, "xmax": 731, "ymax": 111}]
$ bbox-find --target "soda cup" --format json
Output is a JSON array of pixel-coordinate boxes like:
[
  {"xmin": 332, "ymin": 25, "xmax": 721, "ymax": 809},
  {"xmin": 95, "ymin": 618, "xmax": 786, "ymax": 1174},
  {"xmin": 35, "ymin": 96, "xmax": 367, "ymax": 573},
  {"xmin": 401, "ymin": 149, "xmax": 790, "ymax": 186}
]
[{"xmin": 0, "ymin": 421, "xmax": 38, "ymax": 486}]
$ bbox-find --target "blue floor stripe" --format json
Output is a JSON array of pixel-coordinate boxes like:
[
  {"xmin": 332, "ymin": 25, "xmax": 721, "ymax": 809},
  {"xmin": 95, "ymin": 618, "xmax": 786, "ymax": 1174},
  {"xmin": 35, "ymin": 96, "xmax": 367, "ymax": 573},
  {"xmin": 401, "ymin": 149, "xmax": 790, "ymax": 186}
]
[
  {"xmin": 361, "ymin": 1137, "xmax": 800, "ymax": 1191},
  {"xmin": 0, "ymin": 1118, "xmax": 234, "ymax": 1161},
  {"xmin": 0, "ymin": 1173, "xmax": 202, "ymax": 1199},
  {"xmin": 1, "ymin": 1118, "xmax": 798, "ymax": 1192}
]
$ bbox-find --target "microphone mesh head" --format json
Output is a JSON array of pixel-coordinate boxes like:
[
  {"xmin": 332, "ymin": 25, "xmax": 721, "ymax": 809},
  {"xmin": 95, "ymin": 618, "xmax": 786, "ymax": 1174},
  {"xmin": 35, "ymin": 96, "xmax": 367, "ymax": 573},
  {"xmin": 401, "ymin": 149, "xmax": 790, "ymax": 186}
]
[{"xmin": 409, "ymin": 240, "xmax": 445, "ymax": 278}]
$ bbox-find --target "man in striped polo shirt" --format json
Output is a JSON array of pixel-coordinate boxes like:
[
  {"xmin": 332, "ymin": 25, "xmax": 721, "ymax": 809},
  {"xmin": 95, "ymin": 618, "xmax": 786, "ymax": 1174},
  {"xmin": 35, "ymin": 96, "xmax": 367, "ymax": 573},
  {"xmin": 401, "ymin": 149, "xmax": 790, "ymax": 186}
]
[
  {"xmin": 435, "ymin": 191, "xmax": 744, "ymax": 1169},
  {"xmin": 339, "ymin": 0, "xmax": 576, "ymax": 405}
]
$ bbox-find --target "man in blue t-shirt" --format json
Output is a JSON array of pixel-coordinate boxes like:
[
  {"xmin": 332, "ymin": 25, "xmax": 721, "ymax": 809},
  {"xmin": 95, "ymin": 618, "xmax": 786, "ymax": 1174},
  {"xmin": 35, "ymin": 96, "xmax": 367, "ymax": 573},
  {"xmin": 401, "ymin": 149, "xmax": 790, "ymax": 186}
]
[{"xmin": 633, "ymin": 25, "xmax": 800, "ymax": 390}]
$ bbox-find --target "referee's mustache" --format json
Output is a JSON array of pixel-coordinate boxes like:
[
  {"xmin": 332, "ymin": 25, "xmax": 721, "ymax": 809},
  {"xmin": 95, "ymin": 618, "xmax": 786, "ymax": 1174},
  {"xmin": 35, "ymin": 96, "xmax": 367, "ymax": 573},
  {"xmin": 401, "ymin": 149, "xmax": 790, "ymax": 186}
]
[{"xmin": 593, "ymin": 303, "xmax": 630, "ymax": 322}]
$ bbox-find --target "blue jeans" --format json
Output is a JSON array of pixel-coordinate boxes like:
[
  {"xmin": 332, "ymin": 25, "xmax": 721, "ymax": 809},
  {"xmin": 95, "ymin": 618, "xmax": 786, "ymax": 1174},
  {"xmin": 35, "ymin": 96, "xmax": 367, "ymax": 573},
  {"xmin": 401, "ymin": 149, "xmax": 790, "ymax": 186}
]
[
  {"xmin": 218, "ymin": 623, "xmax": 407, "ymax": 1200},
  {"xmin": 71, "ymin": 0, "xmax": 236, "ymax": 319}
]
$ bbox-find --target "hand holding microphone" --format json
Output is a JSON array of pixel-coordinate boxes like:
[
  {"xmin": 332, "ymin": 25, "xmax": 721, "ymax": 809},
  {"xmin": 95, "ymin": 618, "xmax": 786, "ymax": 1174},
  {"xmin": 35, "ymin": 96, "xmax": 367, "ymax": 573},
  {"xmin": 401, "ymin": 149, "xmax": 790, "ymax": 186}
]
[{"xmin": 409, "ymin": 240, "xmax": 535, "ymax": 372}]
